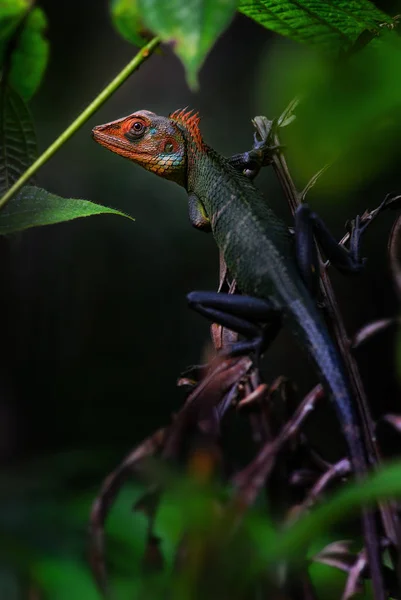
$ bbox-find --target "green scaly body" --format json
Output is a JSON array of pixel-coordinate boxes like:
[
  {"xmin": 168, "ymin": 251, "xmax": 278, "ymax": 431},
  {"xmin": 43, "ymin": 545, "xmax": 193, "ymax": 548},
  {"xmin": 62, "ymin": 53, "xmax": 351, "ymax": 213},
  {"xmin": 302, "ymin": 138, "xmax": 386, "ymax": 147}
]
[
  {"xmin": 187, "ymin": 140, "xmax": 359, "ymax": 456},
  {"xmin": 92, "ymin": 108, "xmax": 366, "ymax": 475}
]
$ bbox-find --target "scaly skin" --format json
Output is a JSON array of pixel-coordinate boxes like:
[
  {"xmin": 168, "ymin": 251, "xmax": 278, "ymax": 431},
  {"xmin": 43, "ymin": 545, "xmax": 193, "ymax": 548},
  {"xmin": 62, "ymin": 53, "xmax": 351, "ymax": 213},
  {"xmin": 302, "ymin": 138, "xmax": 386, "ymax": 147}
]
[
  {"xmin": 92, "ymin": 109, "xmax": 385, "ymax": 594},
  {"xmin": 92, "ymin": 109, "xmax": 367, "ymax": 473}
]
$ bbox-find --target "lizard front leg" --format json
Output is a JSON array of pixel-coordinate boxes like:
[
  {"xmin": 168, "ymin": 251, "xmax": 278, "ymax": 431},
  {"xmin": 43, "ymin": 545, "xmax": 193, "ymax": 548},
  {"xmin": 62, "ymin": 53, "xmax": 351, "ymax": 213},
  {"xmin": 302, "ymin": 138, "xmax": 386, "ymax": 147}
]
[
  {"xmin": 227, "ymin": 117, "xmax": 281, "ymax": 180},
  {"xmin": 188, "ymin": 193, "xmax": 211, "ymax": 232},
  {"xmin": 227, "ymin": 151, "xmax": 264, "ymax": 179}
]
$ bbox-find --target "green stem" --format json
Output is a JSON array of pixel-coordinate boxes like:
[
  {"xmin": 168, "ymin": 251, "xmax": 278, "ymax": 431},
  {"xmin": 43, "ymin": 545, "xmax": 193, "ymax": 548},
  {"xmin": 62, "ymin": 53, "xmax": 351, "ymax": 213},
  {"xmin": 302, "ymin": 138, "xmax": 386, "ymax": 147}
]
[{"xmin": 0, "ymin": 36, "xmax": 161, "ymax": 210}]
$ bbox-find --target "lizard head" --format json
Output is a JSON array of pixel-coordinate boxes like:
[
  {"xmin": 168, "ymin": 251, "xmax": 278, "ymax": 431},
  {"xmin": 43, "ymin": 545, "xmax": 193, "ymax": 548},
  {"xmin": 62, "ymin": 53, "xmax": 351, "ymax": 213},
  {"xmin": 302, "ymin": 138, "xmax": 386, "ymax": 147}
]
[{"xmin": 92, "ymin": 109, "xmax": 189, "ymax": 186}]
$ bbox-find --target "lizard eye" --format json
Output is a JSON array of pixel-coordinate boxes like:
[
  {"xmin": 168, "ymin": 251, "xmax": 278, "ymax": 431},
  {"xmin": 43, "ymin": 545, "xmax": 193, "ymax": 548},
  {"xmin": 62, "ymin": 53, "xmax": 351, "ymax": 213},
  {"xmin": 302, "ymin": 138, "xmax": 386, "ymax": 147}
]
[
  {"xmin": 131, "ymin": 121, "xmax": 145, "ymax": 134},
  {"xmin": 164, "ymin": 142, "xmax": 174, "ymax": 153}
]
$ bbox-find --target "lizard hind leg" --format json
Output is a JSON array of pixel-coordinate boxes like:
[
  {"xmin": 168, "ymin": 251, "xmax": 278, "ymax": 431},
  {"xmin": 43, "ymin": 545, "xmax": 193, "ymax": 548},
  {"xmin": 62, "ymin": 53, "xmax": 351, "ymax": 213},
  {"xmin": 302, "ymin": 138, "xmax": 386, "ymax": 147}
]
[{"xmin": 187, "ymin": 291, "xmax": 282, "ymax": 358}]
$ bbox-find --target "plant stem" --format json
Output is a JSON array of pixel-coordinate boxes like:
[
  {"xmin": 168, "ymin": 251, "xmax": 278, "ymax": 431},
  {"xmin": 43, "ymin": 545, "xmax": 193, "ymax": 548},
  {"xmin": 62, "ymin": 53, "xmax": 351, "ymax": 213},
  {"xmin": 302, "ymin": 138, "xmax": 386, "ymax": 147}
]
[
  {"xmin": 0, "ymin": 36, "xmax": 161, "ymax": 210},
  {"xmin": 270, "ymin": 132, "xmax": 400, "ymax": 599}
]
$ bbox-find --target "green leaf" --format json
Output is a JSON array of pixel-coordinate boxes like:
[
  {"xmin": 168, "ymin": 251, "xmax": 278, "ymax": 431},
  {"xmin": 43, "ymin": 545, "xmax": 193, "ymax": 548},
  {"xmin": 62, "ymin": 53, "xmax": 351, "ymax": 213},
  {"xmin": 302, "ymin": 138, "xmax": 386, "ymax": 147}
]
[
  {"xmin": 137, "ymin": 0, "xmax": 238, "ymax": 88},
  {"xmin": 239, "ymin": 0, "xmax": 392, "ymax": 51},
  {"xmin": 0, "ymin": 0, "xmax": 29, "ymax": 62},
  {"xmin": 7, "ymin": 7, "xmax": 49, "ymax": 100},
  {"xmin": 251, "ymin": 460, "xmax": 401, "ymax": 565},
  {"xmin": 34, "ymin": 559, "xmax": 102, "ymax": 600},
  {"xmin": 110, "ymin": 0, "xmax": 146, "ymax": 47},
  {"xmin": 0, "ymin": 85, "xmax": 37, "ymax": 196},
  {"xmin": 0, "ymin": 185, "xmax": 134, "ymax": 234}
]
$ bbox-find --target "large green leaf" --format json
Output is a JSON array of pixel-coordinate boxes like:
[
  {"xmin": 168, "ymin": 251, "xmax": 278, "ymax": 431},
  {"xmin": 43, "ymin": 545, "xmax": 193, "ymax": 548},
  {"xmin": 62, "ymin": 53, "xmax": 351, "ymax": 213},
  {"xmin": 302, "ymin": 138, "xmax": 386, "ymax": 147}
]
[
  {"xmin": 0, "ymin": 186, "xmax": 133, "ymax": 234},
  {"xmin": 110, "ymin": 0, "xmax": 146, "ymax": 48},
  {"xmin": 137, "ymin": 0, "xmax": 238, "ymax": 88},
  {"xmin": 0, "ymin": 85, "xmax": 37, "ymax": 196},
  {"xmin": 239, "ymin": 0, "xmax": 392, "ymax": 51},
  {"xmin": 0, "ymin": 3, "xmax": 49, "ymax": 100}
]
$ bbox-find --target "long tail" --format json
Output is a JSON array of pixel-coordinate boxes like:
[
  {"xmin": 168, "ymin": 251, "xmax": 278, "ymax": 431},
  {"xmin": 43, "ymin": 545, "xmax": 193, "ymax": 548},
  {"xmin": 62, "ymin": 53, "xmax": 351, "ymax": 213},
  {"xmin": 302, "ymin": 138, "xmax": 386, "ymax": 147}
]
[
  {"xmin": 290, "ymin": 298, "xmax": 385, "ymax": 599},
  {"xmin": 290, "ymin": 298, "xmax": 365, "ymax": 469}
]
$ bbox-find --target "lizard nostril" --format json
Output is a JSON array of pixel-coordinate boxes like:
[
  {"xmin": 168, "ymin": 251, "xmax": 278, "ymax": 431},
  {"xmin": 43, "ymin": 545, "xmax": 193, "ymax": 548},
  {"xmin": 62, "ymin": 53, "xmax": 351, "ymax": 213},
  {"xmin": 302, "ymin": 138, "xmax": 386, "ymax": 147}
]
[{"xmin": 92, "ymin": 125, "xmax": 106, "ymax": 137}]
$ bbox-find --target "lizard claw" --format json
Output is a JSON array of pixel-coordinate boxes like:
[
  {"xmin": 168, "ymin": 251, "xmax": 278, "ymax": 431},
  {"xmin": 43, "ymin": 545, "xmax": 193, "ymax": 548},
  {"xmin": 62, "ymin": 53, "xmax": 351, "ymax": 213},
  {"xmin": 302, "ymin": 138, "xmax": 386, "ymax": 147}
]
[{"xmin": 251, "ymin": 116, "xmax": 282, "ymax": 166}]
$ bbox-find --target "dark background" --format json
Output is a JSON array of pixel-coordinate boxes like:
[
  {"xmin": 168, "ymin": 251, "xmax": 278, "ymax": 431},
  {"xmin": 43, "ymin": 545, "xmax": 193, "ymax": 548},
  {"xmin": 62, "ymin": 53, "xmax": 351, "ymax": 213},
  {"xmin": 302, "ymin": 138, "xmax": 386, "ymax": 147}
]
[{"xmin": 1, "ymin": 0, "xmax": 401, "ymax": 470}]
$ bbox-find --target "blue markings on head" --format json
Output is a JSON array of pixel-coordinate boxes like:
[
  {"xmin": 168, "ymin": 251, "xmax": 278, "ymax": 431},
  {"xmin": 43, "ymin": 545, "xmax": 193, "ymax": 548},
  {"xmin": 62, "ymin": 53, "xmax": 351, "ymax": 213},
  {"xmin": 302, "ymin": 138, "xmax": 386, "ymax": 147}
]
[{"xmin": 149, "ymin": 127, "xmax": 158, "ymax": 135}]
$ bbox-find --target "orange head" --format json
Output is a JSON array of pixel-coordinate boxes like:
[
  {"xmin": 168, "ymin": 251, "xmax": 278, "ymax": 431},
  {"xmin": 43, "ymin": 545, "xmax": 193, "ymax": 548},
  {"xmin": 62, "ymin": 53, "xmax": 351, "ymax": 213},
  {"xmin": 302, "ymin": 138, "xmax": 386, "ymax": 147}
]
[{"xmin": 92, "ymin": 109, "xmax": 189, "ymax": 186}]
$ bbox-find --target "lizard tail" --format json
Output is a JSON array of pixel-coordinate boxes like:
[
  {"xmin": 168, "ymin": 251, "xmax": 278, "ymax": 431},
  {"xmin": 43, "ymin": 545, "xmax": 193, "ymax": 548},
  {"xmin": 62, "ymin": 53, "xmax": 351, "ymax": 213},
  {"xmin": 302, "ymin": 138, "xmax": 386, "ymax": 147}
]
[
  {"xmin": 289, "ymin": 298, "xmax": 386, "ymax": 599},
  {"xmin": 289, "ymin": 297, "xmax": 366, "ymax": 472}
]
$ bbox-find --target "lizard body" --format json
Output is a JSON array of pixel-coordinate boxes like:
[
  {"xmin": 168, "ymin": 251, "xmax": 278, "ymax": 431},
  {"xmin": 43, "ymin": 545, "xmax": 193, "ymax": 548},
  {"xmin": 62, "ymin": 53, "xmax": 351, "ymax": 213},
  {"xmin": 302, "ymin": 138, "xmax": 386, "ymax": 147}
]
[
  {"xmin": 93, "ymin": 110, "xmax": 384, "ymax": 600},
  {"xmin": 93, "ymin": 110, "xmax": 360, "ymax": 476},
  {"xmin": 92, "ymin": 109, "xmax": 364, "ymax": 473}
]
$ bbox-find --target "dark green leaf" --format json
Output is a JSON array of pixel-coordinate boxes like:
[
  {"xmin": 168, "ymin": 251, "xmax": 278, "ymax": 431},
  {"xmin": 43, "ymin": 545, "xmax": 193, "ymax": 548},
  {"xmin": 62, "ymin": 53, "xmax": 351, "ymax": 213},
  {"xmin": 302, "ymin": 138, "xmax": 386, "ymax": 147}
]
[
  {"xmin": 137, "ymin": 0, "xmax": 238, "ymax": 88},
  {"xmin": 0, "ymin": 85, "xmax": 37, "ymax": 196},
  {"xmin": 0, "ymin": 186, "xmax": 134, "ymax": 234},
  {"xmin": 110, "ymin": 0, "xmax": 146, "ymax": 47},
  {"xmin": 239, "ymin": 0, "xmax": 392, "ymax": 51},
  {"xmin": 7, "ymin": 7, "xmax": 49, "ymax": 100}
]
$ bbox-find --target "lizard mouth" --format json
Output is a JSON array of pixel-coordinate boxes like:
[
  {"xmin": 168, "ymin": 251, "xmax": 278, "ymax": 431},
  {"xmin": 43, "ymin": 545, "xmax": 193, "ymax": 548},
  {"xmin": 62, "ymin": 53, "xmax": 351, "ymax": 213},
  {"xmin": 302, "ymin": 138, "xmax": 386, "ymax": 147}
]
[
  {"xmin": 92, "ymin": 127, "xmax": 150, "ymax": 160},
  {"xmin": 91, "ymin": 128, "xmax": 128, "ymax": 151}
]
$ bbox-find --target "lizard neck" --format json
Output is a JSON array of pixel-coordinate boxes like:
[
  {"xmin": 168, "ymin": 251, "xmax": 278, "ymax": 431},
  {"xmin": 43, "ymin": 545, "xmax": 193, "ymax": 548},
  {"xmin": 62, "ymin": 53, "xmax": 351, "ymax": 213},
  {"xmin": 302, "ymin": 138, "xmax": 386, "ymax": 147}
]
[{"xmin": 184, "ymin": 133, "xmax": 219, "ymax": 192}]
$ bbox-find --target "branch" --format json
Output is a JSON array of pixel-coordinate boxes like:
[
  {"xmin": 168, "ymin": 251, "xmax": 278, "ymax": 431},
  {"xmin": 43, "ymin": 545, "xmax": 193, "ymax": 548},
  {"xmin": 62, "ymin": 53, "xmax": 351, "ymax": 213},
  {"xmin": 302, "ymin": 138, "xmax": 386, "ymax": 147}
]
[
  {"xmin": 293, "ymin": 458, "xmax": 351, "ymax": 519},
  {"xmin": 252, "ymin": 113, "xmax": 397, "ymax": 599},
  {"xmin": 232, "ymin": 384, "xmax": 324, "ymax": 509},
  {"xmin": 256, "ymin": 113, "xmax": 401, "ymax": 550},
  {"xmin": 0, "ymin": 37, "xmax": 161, "ymax": 209}
]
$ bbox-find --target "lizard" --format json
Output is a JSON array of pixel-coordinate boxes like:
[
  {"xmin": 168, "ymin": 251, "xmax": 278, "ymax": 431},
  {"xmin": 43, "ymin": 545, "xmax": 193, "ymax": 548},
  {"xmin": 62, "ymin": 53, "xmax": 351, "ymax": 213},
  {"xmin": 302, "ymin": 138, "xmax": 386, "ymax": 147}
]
[{"xmin": 92, "ymin": 108, "xmax": 387, "ymax": 595}]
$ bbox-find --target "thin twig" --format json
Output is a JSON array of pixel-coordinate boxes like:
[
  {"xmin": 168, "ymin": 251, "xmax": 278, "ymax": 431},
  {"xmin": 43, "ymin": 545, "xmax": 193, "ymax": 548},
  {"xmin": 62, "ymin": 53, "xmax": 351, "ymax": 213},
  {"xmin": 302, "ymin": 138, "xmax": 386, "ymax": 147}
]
[
  {"xmin": 89, "ymin": 427, "xmax": 166, "ymax": 596},
  {"xmin": 0, "ymin": 37, "xmax": 161, "ymax": 209},
  {"xmin": 352, "ymin": 318, "xmax": 396, "ymax": 349},
  {"xmin": 342, "ymin": 550, "xmax": 367, "ymax": 600},
  {"xmin": 232, "ymin": 384, "xmax": 324, "ymax": 509},
  {"xmin": 163, "ymin": 356, "xmax": 252, "ymax": 459},
  {"xmin": 292, "ymin": 458, "xmax": 351, "ymax": 519},
  {"xmin": 313, "ymin": 540, "xmax": 357, "ymax": 574},
  {"xmin": 389, "ymin": 214, "xmax": 401, "ymax": 300},
  {"xmin": 237, "ymin": 383, "xmax": 268, "ymax": 409}
]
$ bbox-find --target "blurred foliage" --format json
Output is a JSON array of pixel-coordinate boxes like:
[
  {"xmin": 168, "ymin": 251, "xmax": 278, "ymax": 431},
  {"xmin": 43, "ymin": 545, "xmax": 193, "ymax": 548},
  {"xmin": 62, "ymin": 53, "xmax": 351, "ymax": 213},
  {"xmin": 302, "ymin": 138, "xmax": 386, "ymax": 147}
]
[
  {"xmin": 0, "ymin": 0, "xmax": 401, "ymax": 598},
  {"xmin": 269, "ymin": 31, "xmax": 401, "ymax": 188},
  {"xmin": 112, "ymin": 0, "xmax": 395, "ymax": 88},
  {"xmin": 3, "ymin": 452, "xmax": 401, "ymax": 598},
  {"xmin": 7, "ymin": 6, "xmax": 49, "ymax": 100},
  {"xmin": 136, "ymin": 0, "xmax": 238, "ymax": 88},
  {"xmin": 0, "ymin": 2, "xmax": 49, "ymax": 99},
  {"xmin": 110, "ymin": 0, "xmax": 148, "ymax": 48},
  {"xmin": 0, "ymin": 451, "xmax": 148, "ymax": 599},
  {"xmin": 0, "ymin": 0, "xmax": 29, "ymax": 65}
]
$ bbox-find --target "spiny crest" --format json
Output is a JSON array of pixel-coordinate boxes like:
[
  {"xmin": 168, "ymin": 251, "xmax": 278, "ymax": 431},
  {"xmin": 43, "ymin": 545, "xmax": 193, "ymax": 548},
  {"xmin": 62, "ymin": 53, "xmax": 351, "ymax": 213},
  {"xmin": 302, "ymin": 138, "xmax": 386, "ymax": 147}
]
[{"xmin": 170, "ymin": 108, "xmax": 204, "ymax": 149}]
